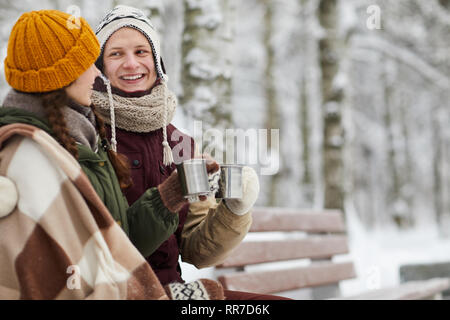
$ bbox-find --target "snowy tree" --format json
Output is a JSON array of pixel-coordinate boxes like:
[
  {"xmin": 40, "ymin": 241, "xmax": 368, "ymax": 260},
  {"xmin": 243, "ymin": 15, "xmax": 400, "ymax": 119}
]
[
  {"xmin": 180, "ymin": 0, "xmax": 233, "ymax": 130},
  {"xmin": 261, "ymin": 0, "xmax": 282, "ymax": 206},
  {"xmin": 295, "ymin": 0, "xmax": 325, "ymax": 209},
  {"xmin": 318, "ymin": 0, "xmax": 346, "ymax": 212}
]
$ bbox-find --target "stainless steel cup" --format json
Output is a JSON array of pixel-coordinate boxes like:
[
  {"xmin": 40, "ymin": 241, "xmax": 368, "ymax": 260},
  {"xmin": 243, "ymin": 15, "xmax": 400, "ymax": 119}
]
[
  {"xmin": 216, "ymin": 164, "xmax": 243, "ymax": 199},
  {"xmin": 176, "ymin": 159, "xmax": 211, "ymax": 202}
]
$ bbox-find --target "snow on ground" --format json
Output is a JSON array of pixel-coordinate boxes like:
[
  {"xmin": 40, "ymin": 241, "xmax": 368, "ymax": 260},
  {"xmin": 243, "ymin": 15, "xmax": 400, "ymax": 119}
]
[{"xmin": 338, "ymin": 209, "xmax": 450, "ymax": 296}]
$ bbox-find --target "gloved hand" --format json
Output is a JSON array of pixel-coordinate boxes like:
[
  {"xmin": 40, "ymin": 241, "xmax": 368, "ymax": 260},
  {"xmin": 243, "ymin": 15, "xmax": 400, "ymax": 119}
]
[
  {"xmin": 157, "ymin": 155, "xmax": 220, "ymax": 213},
  {"xmin": 0, "ymin": 176, "xmax": 18, "ymax": 218},
  {"xmin": 224, "ymin": 166, "xmax": 259, "ymax": 215},
  {"xmin": 201, "ymin": 153, "xmax": 220, "ymax": 200},
  {"xmin": 164, "ymin": 278, "xmax": 224, "ymax": 300},
  {"xmin": 157, "ymin": 170, "xmax": 187, "ymax": 213}
]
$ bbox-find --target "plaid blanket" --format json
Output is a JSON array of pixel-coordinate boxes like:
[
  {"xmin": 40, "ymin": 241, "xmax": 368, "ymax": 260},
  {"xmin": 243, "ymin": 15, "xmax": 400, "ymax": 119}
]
[{"xmin": 0, "ymin": 123, "xmax": 169, "ymax": 300}]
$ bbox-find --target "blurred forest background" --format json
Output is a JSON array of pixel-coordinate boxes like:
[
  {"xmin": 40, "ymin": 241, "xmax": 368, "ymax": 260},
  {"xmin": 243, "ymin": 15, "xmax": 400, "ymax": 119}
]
[{"xmin": 1, "ymin": 0, "xmax": 449, "ymax": 237}]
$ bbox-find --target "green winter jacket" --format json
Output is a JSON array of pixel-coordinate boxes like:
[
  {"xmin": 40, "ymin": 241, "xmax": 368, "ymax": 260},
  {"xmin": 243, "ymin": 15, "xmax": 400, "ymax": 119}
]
[{"xmin": 0, "ymin": 107, "xmax": 179, "ymax": 257}]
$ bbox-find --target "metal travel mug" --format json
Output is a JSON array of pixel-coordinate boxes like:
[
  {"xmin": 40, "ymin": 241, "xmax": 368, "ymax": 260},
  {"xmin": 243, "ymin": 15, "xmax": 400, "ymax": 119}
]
[
  {"xmin": 216, "ymin": 164, "xmax": 243, "ymax": 199},
  {"xmin": 176, "ymin": 159, "xmax": 211, "ymax": 202}
]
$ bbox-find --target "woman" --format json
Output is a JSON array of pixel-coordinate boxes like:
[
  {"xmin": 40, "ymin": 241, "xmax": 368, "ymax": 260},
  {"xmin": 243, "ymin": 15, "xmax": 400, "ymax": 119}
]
[
  {"xmin": 0, "ymin": 9, "xmax": 223, "ymax": 300},
  {"xmin": 93, "ymin": 5, "xmax": 288, "ymax": 300}
]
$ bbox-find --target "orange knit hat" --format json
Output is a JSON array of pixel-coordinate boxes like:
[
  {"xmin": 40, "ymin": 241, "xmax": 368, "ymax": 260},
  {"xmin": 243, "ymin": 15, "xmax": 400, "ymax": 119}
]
[{"xmin": 4, "ymin": 10, "xmax": 100, "ymax": 93}]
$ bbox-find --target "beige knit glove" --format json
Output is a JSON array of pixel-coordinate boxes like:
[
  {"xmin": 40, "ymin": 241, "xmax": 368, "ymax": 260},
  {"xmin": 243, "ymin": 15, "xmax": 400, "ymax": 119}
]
[
  {"xmin": 224, "ymin": 166, "xmax": 259, "ymax": 215},
  {"xmin": 0, "ymin": 176, "xmax": 18, "ymax": 218}
]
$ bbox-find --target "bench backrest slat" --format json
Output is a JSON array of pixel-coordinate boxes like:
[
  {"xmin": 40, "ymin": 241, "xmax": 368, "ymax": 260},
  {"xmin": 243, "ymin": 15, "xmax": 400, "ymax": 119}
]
[
  {"xmin": 217, "ymin": 235, "xmax": 349, "ymax": 268},
  {"xmin": 249, "ymin": 207, "xmax": 346, "ymax": 233},
  {"xmin": 218, "ymin": 262, "xmax": 356, "ymax": 294}
]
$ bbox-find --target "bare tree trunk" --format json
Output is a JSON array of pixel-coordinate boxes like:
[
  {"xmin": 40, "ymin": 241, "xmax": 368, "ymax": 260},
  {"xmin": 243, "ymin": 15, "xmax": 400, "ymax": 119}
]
[
  {"xmin": 432, "ymin": 100, "xmax": 450, "ymax": 237},
  {"xmin": 299, "ymin": 0, "xmax": 314, "ymax": 204},
  {"xmin": 432, "ymin": 111, "xmax": 444, "ymax": 228},
  {"xmin": 318, "ymin": 0, "xmax": 345, "ymax": 212},
  {"xmin": 262, "ymin": 0, "xmax": 281, "ymax": 206},
  {"xmin": 383, "ymin": 66, "xmax": 414, "ymax": 229},
  {"xmin": 384, "ymin": 79, "xmax": 403, "ymax": 227},
  {"xmin": 398, "ymin": 93, "xmax": 415, "ymax": 227},
  {"xmin": 180, "ymin": 0, "xmax": 233, "ymax": 129},
  {"xmin": 300, "ymin": 76, "xmax": 313, "ymax": 195}
]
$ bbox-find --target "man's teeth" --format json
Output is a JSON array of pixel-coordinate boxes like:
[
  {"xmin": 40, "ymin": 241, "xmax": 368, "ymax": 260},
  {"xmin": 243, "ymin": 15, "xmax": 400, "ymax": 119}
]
[{"xmin": 121, "ymin": 74, "xmax": 143, "ymax": 80}]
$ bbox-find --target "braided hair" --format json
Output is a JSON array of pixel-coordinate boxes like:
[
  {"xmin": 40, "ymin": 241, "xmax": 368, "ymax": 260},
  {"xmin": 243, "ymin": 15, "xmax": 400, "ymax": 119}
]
[
  {"xmin": 41, "ymin": 89, "xmax": 132, "ymax": 189},
  {"xmin": 90, "ymin": 104, "xmax": 132, "ymax": 189},
  {"xmin": 41, "ymin": 89, "xmax": 79, "ymax": 158}
]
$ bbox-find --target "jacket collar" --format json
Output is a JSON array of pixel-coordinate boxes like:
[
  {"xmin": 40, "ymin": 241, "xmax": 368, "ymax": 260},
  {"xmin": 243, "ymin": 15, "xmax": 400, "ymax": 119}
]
[
  {"xmin": 0, "ymin": 106, "xmax": 52, "ymax": 134},
  {"xmin": 1, "ymin": 89, "xmax": 99, "ymax": 152}
]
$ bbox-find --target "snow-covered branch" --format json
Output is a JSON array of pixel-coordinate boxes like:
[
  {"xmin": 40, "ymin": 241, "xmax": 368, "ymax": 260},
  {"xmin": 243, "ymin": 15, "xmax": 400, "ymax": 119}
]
[
  {"xmin": 352, "ymin": 35, "xmax": 450, "ymax": 90},
  {"xmin": 414, "ymin": 0, "xmax": 450, "ymax": 27}
]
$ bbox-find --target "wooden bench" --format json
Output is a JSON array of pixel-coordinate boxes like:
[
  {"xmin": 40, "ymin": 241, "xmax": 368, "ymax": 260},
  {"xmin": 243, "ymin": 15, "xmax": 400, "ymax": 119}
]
[{"xmin": 214, "ymin": 207, "xmax": 450, "ymax": 299}]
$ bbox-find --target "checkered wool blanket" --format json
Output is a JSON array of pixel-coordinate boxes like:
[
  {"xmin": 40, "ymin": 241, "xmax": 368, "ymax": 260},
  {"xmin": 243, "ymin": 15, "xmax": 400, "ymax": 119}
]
[{"xmin": 0, "ymin": 123, "xmax": 169, "ymax": 300}]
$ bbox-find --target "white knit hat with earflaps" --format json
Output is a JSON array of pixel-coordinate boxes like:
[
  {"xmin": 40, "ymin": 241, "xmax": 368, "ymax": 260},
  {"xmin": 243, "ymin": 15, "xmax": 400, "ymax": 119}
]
[{"xmin": 95, "ymin": 5, "xmax": 173, "ymax": 166}]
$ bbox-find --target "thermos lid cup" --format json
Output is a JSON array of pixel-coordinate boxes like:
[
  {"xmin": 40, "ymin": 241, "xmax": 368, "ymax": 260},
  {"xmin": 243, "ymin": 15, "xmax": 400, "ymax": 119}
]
[
  {"xmin": 176, "ymin": 159, "xmax": 211, "ymax": 202},
  {"xmin": 216, "ymin": 164, "xmax": 243, "ymax": 199}
]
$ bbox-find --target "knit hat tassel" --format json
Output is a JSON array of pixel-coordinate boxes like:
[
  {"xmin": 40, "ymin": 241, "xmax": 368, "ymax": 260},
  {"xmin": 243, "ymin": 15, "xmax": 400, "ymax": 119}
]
[
  {"xmin": 100, "ymin": 74, "xmax": 118, "ymax": 152},
  {"xmin": 161, "ymin": 79, "xmax": 173, "ymax": 166},
  {"xmin": 162, "ymin": 140, "xmax": 173, "ymax": 166}
]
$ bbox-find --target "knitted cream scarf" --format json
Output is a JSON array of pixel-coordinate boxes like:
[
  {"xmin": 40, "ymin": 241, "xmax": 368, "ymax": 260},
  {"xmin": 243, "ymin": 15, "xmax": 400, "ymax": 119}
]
[{"xmin": 91, "ymin": 79, "xmax": 177, "ymax": 165}]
